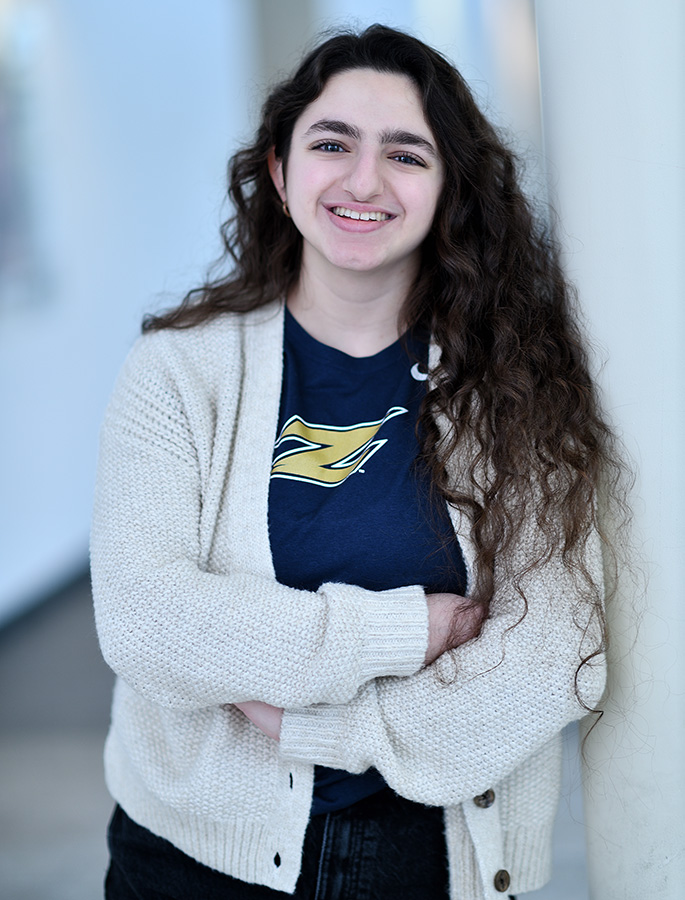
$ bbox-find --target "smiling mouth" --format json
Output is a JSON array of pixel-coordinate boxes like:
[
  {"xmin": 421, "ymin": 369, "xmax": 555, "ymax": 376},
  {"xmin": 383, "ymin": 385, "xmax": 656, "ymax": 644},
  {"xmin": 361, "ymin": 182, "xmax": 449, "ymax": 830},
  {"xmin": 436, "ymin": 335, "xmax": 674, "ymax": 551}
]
[{"xmin": 331, "ymin": 206, "xmax": 392, "ymax": 221}]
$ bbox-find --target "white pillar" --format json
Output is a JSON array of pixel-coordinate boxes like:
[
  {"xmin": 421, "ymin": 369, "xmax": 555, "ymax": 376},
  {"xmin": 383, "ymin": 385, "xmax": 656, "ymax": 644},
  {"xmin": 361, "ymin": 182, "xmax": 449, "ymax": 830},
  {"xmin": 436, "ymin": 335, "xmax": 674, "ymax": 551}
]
[{"xmin": 536, "ymin": 3, "xmax": 685, "ymax": 898}]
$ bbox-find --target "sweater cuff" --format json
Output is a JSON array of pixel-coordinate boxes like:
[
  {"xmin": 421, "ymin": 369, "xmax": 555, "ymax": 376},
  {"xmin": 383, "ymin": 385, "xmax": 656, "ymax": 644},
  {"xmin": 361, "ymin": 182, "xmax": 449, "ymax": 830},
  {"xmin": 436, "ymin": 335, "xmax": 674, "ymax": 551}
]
[
  {"xmin": 325, "ymin": 582, "xmax": 428, "ymax": 683},
  {"xmin": 280, "ymin": 704, "xmax": 353, "ymax": 770}
]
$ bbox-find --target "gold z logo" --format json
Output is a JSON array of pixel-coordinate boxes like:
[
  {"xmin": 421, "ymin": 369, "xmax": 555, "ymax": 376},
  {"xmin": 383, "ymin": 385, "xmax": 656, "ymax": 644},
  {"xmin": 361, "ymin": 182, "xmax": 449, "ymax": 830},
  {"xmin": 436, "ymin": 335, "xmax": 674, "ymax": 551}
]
[{"xmin": 270, "ymin": 406, "xmax": 408, "ymax": 487}]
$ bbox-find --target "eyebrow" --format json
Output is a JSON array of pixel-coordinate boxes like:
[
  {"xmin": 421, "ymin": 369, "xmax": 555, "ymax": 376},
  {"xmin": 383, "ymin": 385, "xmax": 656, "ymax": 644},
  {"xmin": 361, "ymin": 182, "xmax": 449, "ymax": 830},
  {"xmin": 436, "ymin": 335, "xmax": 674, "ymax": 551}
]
[
  {"xmin": 379, "ymin": 128, "xmax": 437, "ymax": 157},
  {"xmin": 305, "ymin": 119, "xmax": 361, "ymax": 140},
  {"xmin": 304, "ymin": 119, "xmax": 438, "ymax": 158}
]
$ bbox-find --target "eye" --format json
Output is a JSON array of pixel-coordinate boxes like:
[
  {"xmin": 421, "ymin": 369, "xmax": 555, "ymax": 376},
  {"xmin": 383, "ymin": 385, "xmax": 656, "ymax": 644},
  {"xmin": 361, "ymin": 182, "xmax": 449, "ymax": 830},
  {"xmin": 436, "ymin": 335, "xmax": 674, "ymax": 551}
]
[
  {"xmin": 312, "ymin": 140, "xmax": 346, "ymax": 153},
  {"xmin": 390, "ymin": 152, "xmax": 426, "ymax": 167}
]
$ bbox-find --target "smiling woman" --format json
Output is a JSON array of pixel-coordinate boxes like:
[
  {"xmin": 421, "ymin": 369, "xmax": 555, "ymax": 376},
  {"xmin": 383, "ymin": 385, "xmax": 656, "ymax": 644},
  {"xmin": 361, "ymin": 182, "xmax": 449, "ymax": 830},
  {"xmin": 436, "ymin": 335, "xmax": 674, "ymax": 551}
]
[
  {"xmin": 91, "ymin": 23, "xmax": 626, "ymax": 900},
  {"xmin": 267, "ymin": 68, "xmax": 444, "ymax": 351}
]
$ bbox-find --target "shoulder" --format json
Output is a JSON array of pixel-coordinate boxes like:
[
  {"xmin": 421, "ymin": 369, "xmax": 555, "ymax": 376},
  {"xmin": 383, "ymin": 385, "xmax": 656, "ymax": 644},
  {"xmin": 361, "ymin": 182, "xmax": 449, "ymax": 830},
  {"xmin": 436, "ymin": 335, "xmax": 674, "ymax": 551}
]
[
  {"xmin": 120, "ymin": 302, "xmax": 284, "ymax": 391},
  {"xmin": 101, "ymin": 302, "xmax": 285, "ymax": 458}
]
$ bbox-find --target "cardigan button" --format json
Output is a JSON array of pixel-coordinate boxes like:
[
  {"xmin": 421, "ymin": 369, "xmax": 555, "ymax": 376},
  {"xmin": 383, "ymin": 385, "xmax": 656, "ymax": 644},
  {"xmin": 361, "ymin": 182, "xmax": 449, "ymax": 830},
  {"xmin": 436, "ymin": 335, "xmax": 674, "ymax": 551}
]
[
  {"xmin": 494, "ymin": 869, "xmax": 511, "ymax": 892},
  {"xmin": 473, "ymin": 789, "xmax": 495, "ymax": 808}
]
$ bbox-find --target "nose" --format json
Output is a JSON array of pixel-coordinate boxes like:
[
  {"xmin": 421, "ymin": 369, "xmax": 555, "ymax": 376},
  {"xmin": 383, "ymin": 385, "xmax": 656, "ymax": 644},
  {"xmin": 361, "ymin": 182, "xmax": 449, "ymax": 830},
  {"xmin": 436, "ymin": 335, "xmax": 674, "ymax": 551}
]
[{"xmin": 344, "ymin": 149, "xmax": 383, "ymax": 201}]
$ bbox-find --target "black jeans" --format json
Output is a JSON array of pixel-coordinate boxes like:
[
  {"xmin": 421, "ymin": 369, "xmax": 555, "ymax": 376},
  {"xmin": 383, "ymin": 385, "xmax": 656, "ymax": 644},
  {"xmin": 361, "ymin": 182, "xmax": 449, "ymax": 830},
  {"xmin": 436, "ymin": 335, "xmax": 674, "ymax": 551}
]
[{"xmin": 105, "ymin": 788, "xmax": 451, "ymax": 899}]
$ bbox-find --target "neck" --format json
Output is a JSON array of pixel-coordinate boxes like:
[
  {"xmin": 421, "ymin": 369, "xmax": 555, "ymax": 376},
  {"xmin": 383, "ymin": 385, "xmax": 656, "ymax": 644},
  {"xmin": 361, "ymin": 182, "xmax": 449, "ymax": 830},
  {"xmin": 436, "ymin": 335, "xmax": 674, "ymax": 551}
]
[{"xmin": 288, "ymin": 258, "xmax": 418, "ymax": 357}]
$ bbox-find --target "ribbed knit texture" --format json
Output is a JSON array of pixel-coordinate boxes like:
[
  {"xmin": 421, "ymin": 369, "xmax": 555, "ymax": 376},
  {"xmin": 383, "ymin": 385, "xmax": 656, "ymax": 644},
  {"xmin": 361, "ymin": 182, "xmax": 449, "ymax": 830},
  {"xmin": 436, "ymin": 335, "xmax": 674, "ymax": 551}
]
[{"xmin": 91, "ymin": 302, "xmax": 606, "ymax": 898}]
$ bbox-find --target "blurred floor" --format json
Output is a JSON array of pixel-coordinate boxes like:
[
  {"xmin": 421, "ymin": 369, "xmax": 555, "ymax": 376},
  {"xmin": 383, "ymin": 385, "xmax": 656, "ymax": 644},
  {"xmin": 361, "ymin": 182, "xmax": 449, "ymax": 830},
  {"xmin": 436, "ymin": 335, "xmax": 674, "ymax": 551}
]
[
  {"xmin": 0, "ymin": 577, "xmax": 589, "ymax": 900},
  {"xmin": 0, "ymin": 575, "xmax": 113, "ymax": 900}
]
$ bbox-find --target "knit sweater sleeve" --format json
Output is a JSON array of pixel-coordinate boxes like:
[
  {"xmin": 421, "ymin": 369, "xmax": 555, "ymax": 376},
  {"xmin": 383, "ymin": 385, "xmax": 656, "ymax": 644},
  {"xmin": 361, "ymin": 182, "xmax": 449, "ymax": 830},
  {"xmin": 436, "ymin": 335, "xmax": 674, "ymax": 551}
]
[
  {"xmin": 91, "ymin": 327, "xmax": 428, "ymax": 711},
  {"xmin": 279, "ymin": 518, "xmax": 606, "ymax": 806}
]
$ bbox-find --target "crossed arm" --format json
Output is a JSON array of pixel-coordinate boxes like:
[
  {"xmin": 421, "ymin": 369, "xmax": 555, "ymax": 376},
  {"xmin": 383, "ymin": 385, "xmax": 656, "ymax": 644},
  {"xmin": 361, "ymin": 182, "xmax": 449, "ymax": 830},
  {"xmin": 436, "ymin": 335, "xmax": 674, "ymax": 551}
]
[{"xmin": 235, "ymin": 591, "xmax": 486, "ymax": 739}]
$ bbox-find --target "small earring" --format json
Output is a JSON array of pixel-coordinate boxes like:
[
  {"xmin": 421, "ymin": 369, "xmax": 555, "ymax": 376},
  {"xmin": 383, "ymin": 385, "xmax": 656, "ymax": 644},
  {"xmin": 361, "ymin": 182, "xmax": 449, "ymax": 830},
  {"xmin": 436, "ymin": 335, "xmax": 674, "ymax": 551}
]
[{"xmin": 282, "ymin": 200, "xmax": 291, "ymax": 218}]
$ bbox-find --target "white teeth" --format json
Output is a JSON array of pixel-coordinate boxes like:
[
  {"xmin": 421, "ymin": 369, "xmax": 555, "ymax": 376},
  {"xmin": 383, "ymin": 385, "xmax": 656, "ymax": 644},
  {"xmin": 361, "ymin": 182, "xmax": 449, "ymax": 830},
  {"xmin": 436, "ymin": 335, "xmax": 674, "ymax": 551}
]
[{"xmin": 332, "ymin": 206, "xmax": 391, "ymax": 221}]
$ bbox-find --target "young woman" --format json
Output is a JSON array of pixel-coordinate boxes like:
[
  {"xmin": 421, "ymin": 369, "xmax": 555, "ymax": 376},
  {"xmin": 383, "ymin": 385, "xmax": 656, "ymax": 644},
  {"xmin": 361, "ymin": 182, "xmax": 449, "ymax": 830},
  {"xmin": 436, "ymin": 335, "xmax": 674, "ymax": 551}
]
[{"xmin": 92, "ymin": 24, "xmax": 617, "ymax": 900}]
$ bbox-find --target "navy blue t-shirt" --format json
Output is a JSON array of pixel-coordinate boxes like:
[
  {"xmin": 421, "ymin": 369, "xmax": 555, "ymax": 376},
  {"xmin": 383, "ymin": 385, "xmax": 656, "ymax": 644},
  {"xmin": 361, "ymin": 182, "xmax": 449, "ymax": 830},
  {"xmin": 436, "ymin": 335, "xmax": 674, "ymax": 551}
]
[{"xmin": 268, "ymin": 310, "xmax": 466, "ymax": 813}]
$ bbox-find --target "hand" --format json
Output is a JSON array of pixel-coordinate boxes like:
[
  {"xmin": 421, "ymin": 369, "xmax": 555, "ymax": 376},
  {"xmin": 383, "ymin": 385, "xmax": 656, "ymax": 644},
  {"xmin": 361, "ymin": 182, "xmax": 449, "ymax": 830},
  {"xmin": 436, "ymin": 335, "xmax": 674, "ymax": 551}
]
[
  {"xmin": 233, "ymin": 700, "xmax": 283, "ymax": 740},
  {"xmin": 424, "ymin": 593, "xmax": 486, "ymax": 666}
]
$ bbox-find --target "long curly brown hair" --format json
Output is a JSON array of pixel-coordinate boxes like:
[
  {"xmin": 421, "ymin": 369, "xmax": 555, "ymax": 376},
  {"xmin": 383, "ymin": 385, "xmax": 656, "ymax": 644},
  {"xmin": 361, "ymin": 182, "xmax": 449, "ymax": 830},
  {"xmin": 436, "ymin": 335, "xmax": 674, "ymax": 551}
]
[{"xmin": 144, "ymin": 24, "xmax": 629, "ymax": 706}]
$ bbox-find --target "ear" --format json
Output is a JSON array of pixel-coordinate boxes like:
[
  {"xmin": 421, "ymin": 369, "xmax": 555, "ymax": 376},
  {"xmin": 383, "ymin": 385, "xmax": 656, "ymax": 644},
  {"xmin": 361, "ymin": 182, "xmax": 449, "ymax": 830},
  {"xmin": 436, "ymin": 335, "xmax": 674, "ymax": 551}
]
[{"xmin": 267, "ymin": 147, "xmax": 286, "ymax": 202}]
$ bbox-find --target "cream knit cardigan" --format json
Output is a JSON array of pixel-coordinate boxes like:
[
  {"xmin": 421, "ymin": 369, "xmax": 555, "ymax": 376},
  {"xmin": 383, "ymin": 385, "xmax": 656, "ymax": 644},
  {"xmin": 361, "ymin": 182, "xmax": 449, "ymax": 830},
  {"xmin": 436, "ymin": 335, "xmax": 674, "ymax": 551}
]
[{"xmin": 91, "ymin": 302, "xmax": 606, "ymax": 900}]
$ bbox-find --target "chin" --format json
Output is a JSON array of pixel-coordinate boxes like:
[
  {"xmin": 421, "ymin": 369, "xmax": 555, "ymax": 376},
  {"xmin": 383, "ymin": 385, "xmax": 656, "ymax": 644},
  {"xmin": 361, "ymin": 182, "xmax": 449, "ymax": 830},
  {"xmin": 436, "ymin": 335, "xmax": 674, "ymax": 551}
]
[{"xmin": 329, "ymin": 253, "xmax": 392, "ymax": 272}]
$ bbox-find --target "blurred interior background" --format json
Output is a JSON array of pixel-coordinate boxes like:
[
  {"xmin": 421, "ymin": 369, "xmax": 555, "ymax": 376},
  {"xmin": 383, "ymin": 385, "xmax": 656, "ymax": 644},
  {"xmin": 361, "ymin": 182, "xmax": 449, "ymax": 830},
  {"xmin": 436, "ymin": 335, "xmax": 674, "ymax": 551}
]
[{"xmin": 1, "ymin": 1, "xmax": 682, "ymax": 898}]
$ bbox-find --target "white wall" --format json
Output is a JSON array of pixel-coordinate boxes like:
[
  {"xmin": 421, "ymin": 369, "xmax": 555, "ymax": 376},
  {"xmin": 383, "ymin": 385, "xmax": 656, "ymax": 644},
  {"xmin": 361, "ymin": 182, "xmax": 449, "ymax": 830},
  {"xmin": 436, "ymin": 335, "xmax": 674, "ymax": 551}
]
[
  {"xmin": 0, "ymin": 0, "xmax": 258, "ymax": 623},
  {"xmin": 536, "ymin": 3, "xmax": 685, "ymax": 896}
]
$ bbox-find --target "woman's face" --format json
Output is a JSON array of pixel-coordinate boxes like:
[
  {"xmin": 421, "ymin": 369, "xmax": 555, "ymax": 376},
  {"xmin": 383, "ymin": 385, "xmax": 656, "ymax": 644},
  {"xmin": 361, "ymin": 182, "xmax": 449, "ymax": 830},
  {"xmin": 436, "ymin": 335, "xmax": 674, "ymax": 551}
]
[{"xmin": 270, "ymin": 68, "xmax": 444, "ymax": 288}]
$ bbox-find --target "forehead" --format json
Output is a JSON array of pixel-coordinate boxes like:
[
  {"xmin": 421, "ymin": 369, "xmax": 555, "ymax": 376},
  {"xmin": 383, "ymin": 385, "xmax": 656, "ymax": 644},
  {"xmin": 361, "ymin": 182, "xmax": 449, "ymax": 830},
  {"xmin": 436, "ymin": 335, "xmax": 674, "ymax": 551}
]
[{"xmin": 294, "ymin": 68, "xmax": 433, "ymax": 135}]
